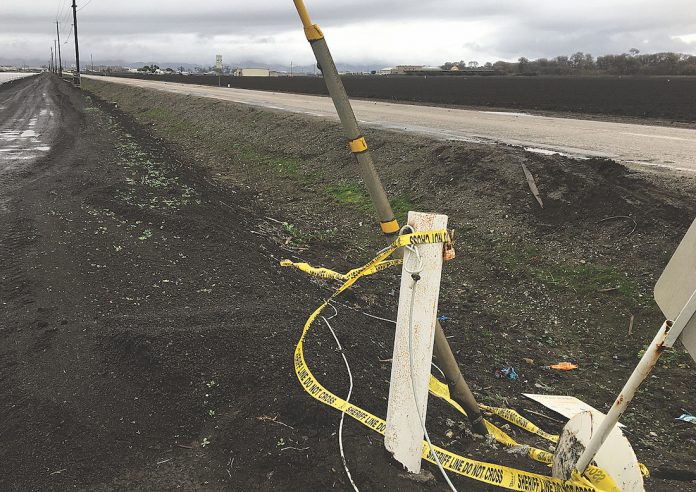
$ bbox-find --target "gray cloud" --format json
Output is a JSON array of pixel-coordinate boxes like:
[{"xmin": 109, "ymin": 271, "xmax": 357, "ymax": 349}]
[{"xmin": 1, "ymin": 0, "xmax": 694, "ymax": 67}]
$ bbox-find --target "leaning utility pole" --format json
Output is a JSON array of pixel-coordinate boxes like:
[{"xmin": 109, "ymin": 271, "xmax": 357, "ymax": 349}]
[
  {"xmin": 55, "ymin": 21, "xmax": 63, "ymax": 77},
  {"xmin": 291, "ymin": 0, "xmax": 487, "ymax": 436},
  {"xmin": 71, "ymin": 0, "xmax": 81, "ymax": 86}
]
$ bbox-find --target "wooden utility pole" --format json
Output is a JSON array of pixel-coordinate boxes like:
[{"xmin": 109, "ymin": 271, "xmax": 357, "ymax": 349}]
[
  {"xmin": 55, "ymin": 21, "xmax": 63, "ymax": 77},
  {"xmin": 71, "ymin": 0, "xmax": 81, "ymax": 86},
  {"xmin": 50, "ymin": 46, "xmax": 54, "ymax": 73},
  {"xmin": 54, "ymin": 40, "xmax": 57, "ymax": 73}
]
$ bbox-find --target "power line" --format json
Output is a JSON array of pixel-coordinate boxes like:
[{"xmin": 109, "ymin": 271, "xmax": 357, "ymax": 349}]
[
  {"xmin": 63, "ymin": 23, "xmax": 73, "ymax": 44},
  {"xmin": 56, "ymin": 0, "xmax": 70, "ymax": 23},
  {"xmin": 77, "ymin": 0, "xmax": 93, "ymax": 12}
]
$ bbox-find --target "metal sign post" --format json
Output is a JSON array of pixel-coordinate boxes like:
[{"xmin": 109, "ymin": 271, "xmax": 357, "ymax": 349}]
[
  {"xmin": 554, "ymin": 218, "xmax": 696, "ymax": 490},
  {"xmin": 385, "ymin": 212, "xmax": 447, "ymax": 473}
]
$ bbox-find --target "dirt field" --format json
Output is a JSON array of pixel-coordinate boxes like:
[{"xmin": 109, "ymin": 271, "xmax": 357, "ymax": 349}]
[
  {"xmin": 110, "ymin": 73, "xmax": 696, "ymax": 124},
  {"xmin": 2, "ymin": 74, "xmax": 695, "ymax": 491}
]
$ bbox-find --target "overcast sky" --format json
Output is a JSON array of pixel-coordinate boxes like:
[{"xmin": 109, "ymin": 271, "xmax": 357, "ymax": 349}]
[{"xmin": 1, "ymin": 0, "xmax": 695, "ymax": 68}]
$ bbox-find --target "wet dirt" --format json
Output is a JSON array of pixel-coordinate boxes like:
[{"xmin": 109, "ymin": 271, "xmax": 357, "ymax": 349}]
[{"xmin": 1, "ymin": 73, "xmax": 694, "ymax": 491}]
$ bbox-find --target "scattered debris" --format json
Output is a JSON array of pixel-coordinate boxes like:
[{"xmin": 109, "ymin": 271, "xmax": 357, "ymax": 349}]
[
  {"xmin": 523, "ymin": 408, "xmax": 564, "ymax": 424},
  {"xmin": 280, "ymin": 446, "xmax": 309, "ymax": 452},
  {"xmin": 495, "ymin": 366, "xmax": 518, "ymax": 380},
  {"xmin": 437, "ymin": 315, "xmax": 449, "ymax": 322},
  {"xmin": 628, "ymin": 314, "xmax": 634, "ymax": 336},
  {"xmin": 596, "ymin": 215, "xmax": 637, "ymax": 236},
  {"xmin": 257, "ymin": 414, "xmax": 295, "ymax": 429},
  {"xmin": 523, "ymin": 394, "xmax": 626, "ymax": 428},
  {"xmin": 676, "ymin": 412, "xmax": 696, "ymax": 424},
  {"xmin": 398, "ymin": 469, "xmax": 435, "ymax": 484},
  {"xmin": 506, "ymin": 445, "xmax": 531, "ymax": 457},
  {"xmin": 521, "ymin": 163, "xmax": 544, "ymax": 208},
  {"xmin": 545, "ymin": 362, "xmax": 578, "ymax": 371},
  {"xmin": 522, "ymin": 357, "xmax": 535, "ymax": 366}
]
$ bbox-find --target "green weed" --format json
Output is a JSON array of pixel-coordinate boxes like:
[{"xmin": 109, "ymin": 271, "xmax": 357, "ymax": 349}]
[
  {"xmin": 325, "ymin": 183, "xmax": 371, "ymax": 211},
  {"xmin": 499, "ymin": 245, "xmax": 639, "ymax": 306}
]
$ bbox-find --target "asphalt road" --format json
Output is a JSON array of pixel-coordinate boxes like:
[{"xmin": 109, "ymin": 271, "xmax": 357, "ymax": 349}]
[{"xmin": 85, "ymin": 75, "xmax": 696, "ymax": 173}]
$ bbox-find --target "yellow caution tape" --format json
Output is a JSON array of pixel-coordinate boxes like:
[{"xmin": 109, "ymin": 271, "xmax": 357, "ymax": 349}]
[
  {"xmin": 380, "ymin": 219, "xmax": 400, "ymax": 234},
  {"xmin": 281, "ymin": 258, "xmax": 402, "ymax": 281},
  {"xmin": 304, "ymin": 24, "xmax": 324, "ymax": 41},
  {"xmin": 349, "ymin": 136, "xmax": 368, "ymax": 153},
  {"xmin": 428, "ymin": 377, "xmax": 625, "ymax": 491},
  {"xmin": 287, "ymin": 230, "xmax": 622, "ymax": 491},
  {"xmin": 284, "ymin": 244, "xmax": 647, "ymax": 479}
]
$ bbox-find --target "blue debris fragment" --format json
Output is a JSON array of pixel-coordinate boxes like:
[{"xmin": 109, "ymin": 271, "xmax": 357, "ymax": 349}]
[{"xmin": 495, "ymin": 366, "xmax": 518, "ymax": 380}]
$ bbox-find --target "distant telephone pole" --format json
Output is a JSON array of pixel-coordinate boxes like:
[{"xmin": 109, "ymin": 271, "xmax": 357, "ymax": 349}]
[
  {"xmin": 55, "ymin": 21, "xmax": 63, "ymax": 77},
  {"xmin": 50, "ymin": 46, "xmax": 54, "ymax": 73},
  {"xmin": 71, "ymin": 0, "xmax": 81, "ymax": 86},
  {"xmin": 54, "ymin": 40, "xmax": 57, "ymax": 73}
]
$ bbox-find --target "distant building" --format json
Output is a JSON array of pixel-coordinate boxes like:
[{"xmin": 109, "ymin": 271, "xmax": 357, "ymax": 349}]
[
  {"xmin": 233, "ymin": 68, "xmax": 271, "ymax": 77},
  {"xmin": 394, "ymin": 65, "xmax": 426, "ymax": 74}
]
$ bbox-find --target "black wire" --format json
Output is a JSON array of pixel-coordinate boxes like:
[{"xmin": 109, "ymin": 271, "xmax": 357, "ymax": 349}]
[{"xmin": 77, "ymin": 0, "xmax": 93, "ymax": 12}]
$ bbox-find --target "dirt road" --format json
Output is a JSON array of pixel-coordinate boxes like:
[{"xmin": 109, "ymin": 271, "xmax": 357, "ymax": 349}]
[{"xmin": 86, "ymin": 75, "xmax": 696, "ymax": 173}]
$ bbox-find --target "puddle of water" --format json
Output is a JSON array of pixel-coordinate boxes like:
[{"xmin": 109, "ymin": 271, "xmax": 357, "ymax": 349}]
[{"xmin": 20, "ymin": 130, "xmax": 37, "ymax": 138}]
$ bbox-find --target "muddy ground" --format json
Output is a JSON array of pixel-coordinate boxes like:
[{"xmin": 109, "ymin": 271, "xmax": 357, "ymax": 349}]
[{"xmin": 1, "ymin": 74, "xmax": 695, "ymax": 491}]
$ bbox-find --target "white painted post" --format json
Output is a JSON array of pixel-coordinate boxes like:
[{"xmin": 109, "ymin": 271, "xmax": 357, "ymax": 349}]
[{"xmin": 385, "ymin": 211, "xmax": 447, "ymax": 473}]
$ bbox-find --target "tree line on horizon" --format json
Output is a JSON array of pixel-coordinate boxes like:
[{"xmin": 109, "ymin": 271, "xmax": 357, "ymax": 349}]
[{"xmin": 442, "ymin": 50, "xmax": 696, "ymax": 75}]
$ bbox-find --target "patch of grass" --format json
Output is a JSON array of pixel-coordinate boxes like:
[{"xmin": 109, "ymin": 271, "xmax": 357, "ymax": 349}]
[
  {"xmin": 142, "ymin": 107, "xmax": 169, "ymax": 119},
  {"xmin": 324, "ymin": 183, "xmax": 371, "ymax": 211},
  {"xmin": 390, "ymin": 194, "xmax": 416, "ymax": 223},
  {"xmin": 324, "ymin": 183, "xmax": 417, "ymax": 223},
  {"xmin": 141, "ymin": 107, "xmax": 194, "ymax": 133},
  {"xmin": 240, "ymin": 149, "xmax": 304, "ymax": 175},
  {"xmin": 282, "ymin": 222, "xmax": 338, "ymax": 244},
  {"xmin": 638, "ymin": 345, "xmax": 692, "ymax": 369},
  {"xmin": 500, "ymin": 245, "xmax": 639, "ymax": 306},
  {"xmin": 114, "ymin": 135, "xmax": 200, "ymax": 211}
]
